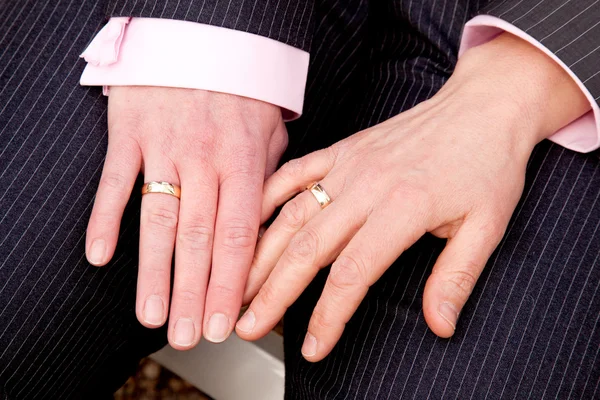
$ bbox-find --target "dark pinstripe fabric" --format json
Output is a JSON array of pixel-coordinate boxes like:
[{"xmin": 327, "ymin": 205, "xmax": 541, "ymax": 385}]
[
  {"xmin": 105, "ymin": 0, "xmax": 316, "ymax": 51},
  {"xmin": 1, "ymin": 0, "xmax": 599, "ymax": 399},
  {"xmin": 0, "ymin": 2, "xmax": 167, "ymax": 399}
]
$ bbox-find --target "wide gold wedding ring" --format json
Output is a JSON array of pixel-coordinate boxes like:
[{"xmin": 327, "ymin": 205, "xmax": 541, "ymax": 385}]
[
  {"xmin": 307, "ymin": 182, "xmax": 331, "ymax": 209},
  {"xmin": 141, "ymin": 181, "xmax": 181, "ymax": 199}
]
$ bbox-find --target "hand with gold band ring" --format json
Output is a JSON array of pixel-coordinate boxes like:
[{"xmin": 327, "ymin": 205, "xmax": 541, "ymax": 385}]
[
  {"xmin": 237, "ymin": 32, "xmax": 592, "ymax": 363},
  {"xmin": 142, "ymin": 181, "xmax": 182, "ymax": 199},
  {"xmin": 85, "ymin": 87, "xmax": 288, "ymax": 351}
]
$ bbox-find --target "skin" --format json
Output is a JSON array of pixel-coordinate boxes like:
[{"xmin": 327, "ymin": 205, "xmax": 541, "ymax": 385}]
[
  {"xmin": 236, "ymin": 33, "xmax": 592, "ymax": 361},
  {"xmin": 85, "ymin": 89, "xmax": 287, "ymax": 349}
]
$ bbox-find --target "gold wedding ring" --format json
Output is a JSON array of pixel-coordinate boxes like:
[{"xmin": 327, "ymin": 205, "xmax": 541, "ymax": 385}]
[
  {"xmin": 141, "ymin": 181, "xmax": 181, "ymax": 199},
  {"xmin": 307, "ymin": 182, "xmax": 331, "ymax": 209}
]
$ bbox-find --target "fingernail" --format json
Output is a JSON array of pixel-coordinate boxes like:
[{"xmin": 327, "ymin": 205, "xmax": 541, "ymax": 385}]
[
  {"xmin": 88, "ymin": 239, "xmax": 106, "ymax": 266},
  {"xmin": 143, "ymin": 295, "xmax": 165, "ymax": 326},
  {"xmin": 205, "ymin": 313, "xmax": 230, "ymax": 343},
  {"xmin": 438, "ymin": 302, "xmax": 459, "ymax": 330},
  {"xmin": 173, "ymin": 318, "xmax": 195, "ymax": 347},
  {"xmin": 236, "ymin": 310, "xmax": 256, "ymax": 333},
  {"xmin": 258, "ymin": 226, "xmax": 266, "ymax": 240},
  {"xmin": 302, "ymin": 332, "xmax": 317, "ymax": 357}
]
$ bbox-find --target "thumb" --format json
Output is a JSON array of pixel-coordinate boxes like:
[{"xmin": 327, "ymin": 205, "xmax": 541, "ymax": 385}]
[{"xmin": 423, "ymin": 217, "xmax": 504, "ymax": 338}]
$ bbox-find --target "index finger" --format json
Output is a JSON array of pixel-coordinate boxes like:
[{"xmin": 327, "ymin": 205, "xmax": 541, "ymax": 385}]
[{"xmin": 86, "ymin": 137, "xmax": 141, "ymax": 266}]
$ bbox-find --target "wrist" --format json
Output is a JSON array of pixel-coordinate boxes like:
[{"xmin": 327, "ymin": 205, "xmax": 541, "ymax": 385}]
[{"xmin": 447, "ymin": 33, "xmax": 590, "ymax": 147}]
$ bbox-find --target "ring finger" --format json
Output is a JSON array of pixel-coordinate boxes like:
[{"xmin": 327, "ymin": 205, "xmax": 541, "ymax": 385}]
[
  {"xmin": 237, "ymin": 180, "xmax": 368, "ymax": 339},
  {"xmin": 136, "ymin": 159, "xmax": 181, "ymax": 328}
]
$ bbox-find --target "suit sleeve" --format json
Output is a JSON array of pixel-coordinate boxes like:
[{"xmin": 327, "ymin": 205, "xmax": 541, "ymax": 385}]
[{"xmin": 106, "ymin": 0, "xmax": 315, "ymax": 52}]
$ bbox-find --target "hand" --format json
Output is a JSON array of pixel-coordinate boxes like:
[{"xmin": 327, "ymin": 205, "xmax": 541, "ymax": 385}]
[
  {"xmin": 85, "ymin": 87, "xmax": 287, "ymax": 349},
  {"xmin": 235, "ymin": 34, "xmax": 591, "ymax": 361}
]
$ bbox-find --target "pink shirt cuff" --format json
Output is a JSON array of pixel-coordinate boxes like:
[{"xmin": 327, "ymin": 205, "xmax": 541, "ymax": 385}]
[
  {"xmin": 460, "ymin": 15, "xmax": 600, "ymax": 153},
  {"xmin": 80, "ymin": 17, "xmax": 309, "ymax": 121}
]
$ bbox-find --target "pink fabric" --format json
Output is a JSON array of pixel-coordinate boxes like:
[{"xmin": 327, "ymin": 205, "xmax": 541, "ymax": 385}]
[
  {"xmin": 80, "ymin": 18, "xmax": 310, "ymax": 120},
  {"xmin": 80, "ymin": 16, "xmax": 599, "ymax": 152},
  {"xmin": 461, "ymin": 15, "xmax": 600, "ymax": 153},
  {"xmin": 81, "ymin": 17, "xmax": 131, "ymax": 68}
]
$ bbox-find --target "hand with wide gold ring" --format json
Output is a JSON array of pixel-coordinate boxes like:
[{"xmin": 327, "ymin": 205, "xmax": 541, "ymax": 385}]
[
  {"xmin": 235, "ymin": 34, "xmax": 592, "ymax": 361},
  {"xmin": 85, "ymin": 87, "xmax": 287, "ymax": 350}
]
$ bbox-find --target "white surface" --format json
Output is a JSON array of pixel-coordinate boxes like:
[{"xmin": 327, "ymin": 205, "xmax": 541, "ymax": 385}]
[{"xmin": 151, "ymin": 331, "xmax": 285, "ymax": 400}]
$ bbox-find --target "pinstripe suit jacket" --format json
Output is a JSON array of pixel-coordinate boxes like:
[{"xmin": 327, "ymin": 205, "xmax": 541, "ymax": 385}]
[
  {"xmin": 0, "ymin": 1, "xmax": 599, "ymax": 397},
  {"xmin": 106, "ymin": 0, "xmax": 600, "ymax": 112}
]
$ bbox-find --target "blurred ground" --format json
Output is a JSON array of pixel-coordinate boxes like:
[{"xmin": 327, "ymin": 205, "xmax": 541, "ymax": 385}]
[
  {"xmin": 114, "ymin": 358, "xmax": 213, "ymax": 400},
  {"xmin": 115, "ymin": 319, "xmax": 283, "ymax": 399}
]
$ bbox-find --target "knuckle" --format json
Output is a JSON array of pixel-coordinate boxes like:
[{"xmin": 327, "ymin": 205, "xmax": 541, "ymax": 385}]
[
  {"xmin": 109, "ymin": 116, "xmax": 143, "ymax": 137},
  {"xmin": 484, "ymin": 214, "xmax": 508, "ymax": 241},
  {"xmin": 180, "ymin": 137, "xmax": 216, "ymax": 164},
  {"xmin": 329, "ymin": 255, "xmax": 369, "ymax": 291},
  {"xmin": 324, "ymin": 143, "xmax": 340, "ymax": 162},
  {"xmin": 221, "ymin": 222, "xmax": 255, "ymax": 249},
  {"xmin": 223, "ymin": 162, "xmax": 257, "ymax": 181},
  {"xmin": 144, "ymin": 207, "xmax": 179, "ymax": 230},
  {"xmin": 188, "ymin": 136, "xmax": 215, "ymax": 154},
  {"xmin": 279, "ymin": 200, "xmax": 306, "ymax": 229},
  {"xmin": 310, "ymin": 309, "xmax": 337, "ymax": 331},
  {"xmin": 175, "ymin": 288, "xmax": 202, "ymax": 306},
  {"xmin": 142, "ymin": 265, "xmax": 170, "ymax": 283},
  {"xmin": 357, "ymin": 162, "xmax": 385, "ymax": 186},
  {"xmin": 280, "ymin": 158, "xmax": 306, "ymax": 180},
  {"xmin": 286, "ymin": 230, "xmax": 319, "ymax": 265},
  {"xmin": 100, "ymin": 172, "xmax": 130, "ymax": 193},
  {"xmin": 221, "ymin": 146, "xmax": 260, "ymax": 177},
  {"xmin": 90, "ymin": 210, "xmax": 121, "ymax": 230},
  {"xmin": 443, "ymin": 270, "xmax": 478, "ymax": 299},
  {"xmin": 178, "ymin": 224, "xmax": 213, "ymax": 251},
  {"xmin": 390, "ymin": 180, "xmax": 428, "ymax": 206},
  {"xmin": 257, "ymin": 283, "xmax": 278, "ymax": 308},
  {"xmin": 210, "ymin": 283, "xmax": 237, "ymax": 300}
]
